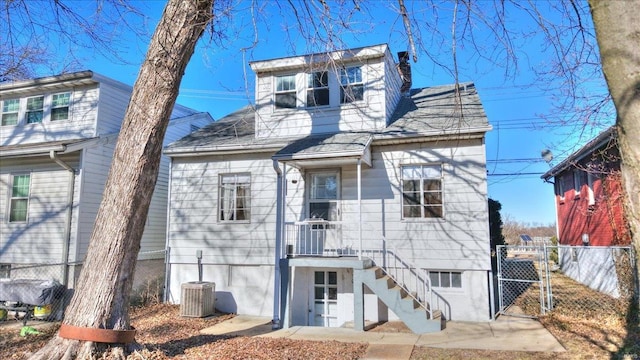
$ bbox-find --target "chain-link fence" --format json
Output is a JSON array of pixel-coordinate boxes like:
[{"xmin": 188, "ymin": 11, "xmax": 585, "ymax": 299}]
[
  {"xmin": 0, "ymin": 249, "xmax": 166, "ymax": 325},
  {"xmin": 497, "ymin": 245, "xmax": 638, "ymax": 319}
]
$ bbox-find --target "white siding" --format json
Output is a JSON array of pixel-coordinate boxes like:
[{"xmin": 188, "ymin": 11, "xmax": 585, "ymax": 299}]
[
  {"xmin": 0, "ymin": 84, "xmax": 100, "ymax": 146},
  {"xmin": 167, "ymin": 263, "xmax": 274, "ymax": 316},
  {"xmin": 1, "ymin": 72, "xmax": 202, "ymax": 284},
  {"xmin": 167, "ymin": 153, "xmax": 278, "ymax": 265},
  {"xmin": 94, "ymin": 82, "xmax": 132, "ymax": 136},
  {"xmin": 383, "ymin": 49, "xmax": 403, "ymax": 124},
  {"xmin": 164, "ymin": 112, "xmax": 213, "ymax": 145},
  {"xmin": 428, "ymin": 270, "xmax": 490, "ymax": 321},
  {"xmin": 141, "ymin": 153, "xmax": 170, "ymax": 256},
  {"xmin": 0, "ymin": 156, "xmax": 80, "ymax": 264},
  {"xmin": 367, "ymin": 140, "xmax": 490, "ymax": 270},
  {"xmin": 72, "ymin": 139, "xmax": 115, "ymax": 261},
  {"xmin": 279, "ymin": 139, "xmax": 491, "ymax": 271},
  {"xmin": 254, "ymin": 59, "xmax": 391, "ymax": 139}
]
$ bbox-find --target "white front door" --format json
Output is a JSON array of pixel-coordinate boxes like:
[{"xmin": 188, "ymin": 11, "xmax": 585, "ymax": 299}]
[{"xmin": 310, "ymin": 270, "xmax": 338, "ymax": 327}]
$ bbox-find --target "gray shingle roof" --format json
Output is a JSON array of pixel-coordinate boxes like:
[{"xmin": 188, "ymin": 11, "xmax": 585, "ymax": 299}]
[
  {"xmin": 273, "ymin": 132, "xmax": 372, "ymax": 161},
  {"xmin": 384, "ymin": 82, "xmax": 490, "ymax": 137},
  {"xmin": 164, "ymin": 105, "xmax": 268, "ymax": 154},
  {"xmin": 164, "ymin": 82, "xmax": 491, "ymax": 156}
]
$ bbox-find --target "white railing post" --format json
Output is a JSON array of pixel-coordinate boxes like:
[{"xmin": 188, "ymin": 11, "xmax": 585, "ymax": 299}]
[{"xmin": 360, "ymin": 238, "xmax": 435, "ymax": 320}]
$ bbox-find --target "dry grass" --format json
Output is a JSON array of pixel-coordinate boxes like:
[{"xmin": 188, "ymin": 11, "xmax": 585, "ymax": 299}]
[
  {"xmin": 0, "ymin": 304, "xmax": 367, "ymax": 360},
  {"xmin": 1, "ymin": 271, "xmax": 637, "ymax": 360}
]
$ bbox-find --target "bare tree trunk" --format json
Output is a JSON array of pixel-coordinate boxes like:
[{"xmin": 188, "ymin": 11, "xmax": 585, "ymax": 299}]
[
  {"xmin": 30, "ymin": 0, "xmax": 213, "ymax": 358},
  {"xmin": 589, "ymin": 0, "xmax": 640, "ymax": 293}
]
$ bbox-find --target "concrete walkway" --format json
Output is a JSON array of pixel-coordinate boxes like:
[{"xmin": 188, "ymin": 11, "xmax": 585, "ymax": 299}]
[{"xmin": 201, "ymin": 315, "xmax": 566, "ymax": 359}]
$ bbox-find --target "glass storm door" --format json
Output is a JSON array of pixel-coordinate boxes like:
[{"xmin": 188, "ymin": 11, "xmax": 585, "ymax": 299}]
[{"xmin": 311, "ymin": 271, "xmax": 338, "ymax": 327}]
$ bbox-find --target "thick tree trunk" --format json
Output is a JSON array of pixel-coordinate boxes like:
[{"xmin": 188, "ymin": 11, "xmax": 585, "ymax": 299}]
[
  {"xmin": 30, "ymin": 1, "xmax": 213, "ymax": 359},
  {"xmin": 589, "ymin": 0, "xmax": 640, "ymax": 295}
]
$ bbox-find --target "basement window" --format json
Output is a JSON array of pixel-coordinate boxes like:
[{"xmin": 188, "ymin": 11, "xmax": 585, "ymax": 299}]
[{"xmin": 429, "ymin": 271, "xmax": 462, "ymax": 289}]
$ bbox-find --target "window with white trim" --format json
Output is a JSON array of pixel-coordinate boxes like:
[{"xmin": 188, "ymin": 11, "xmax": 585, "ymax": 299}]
[
  {"xmin": 26, "ymin": 95, "xmax": 44, "ymax": 124},
  {"xmin": 429, "ymin": 271, "xmax": 462, "ymax": 289},
  {"xmin": 308, "ymin": 170, "xmax": 340, "ymax": 221},
  {"xmin": 555, "ymin": 174, "xmax": 566, "ymax": 199},
  {"xmin": 51, "ymin": 92, "xmax": 71, "ymax": 121},
  {"xmin": 275, "ymin": 74, "xmax": 297, "ymax": 109},
  {"xmin": 587, "ymin": 171, "xmax": 596, "ymax": 206},
  {"xmin": 219, "ymin": 173, "xmax": 251, "ymax": 222},
  {"xmin": 340, "ymin": 66, "xmax": 363, "ymax": 103},
  {"xmin": 306, "ymin": 71, "xmax": 329, "ymax": 107},
  {"xmin": 401, "ymin": 164, "xmax": 443, "ymax": 219},
  {"xmin": 9, "ymin": 174, "xmax": 31, "ymax": 222},
  {"xmin": 1, "ymin": 99, "xmax": 20, "ymax": 126},
  {"xmin": 573, "ymin": 169, "xmax": 584, "ymax": 197}
]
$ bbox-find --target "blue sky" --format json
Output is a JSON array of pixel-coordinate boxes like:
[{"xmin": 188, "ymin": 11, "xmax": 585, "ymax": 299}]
[{"xmin": 38, "ymin": 1, "xmax": 613, "ymax": 225}]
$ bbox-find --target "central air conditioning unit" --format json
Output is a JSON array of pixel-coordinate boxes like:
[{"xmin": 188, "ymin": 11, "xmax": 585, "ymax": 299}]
[{"xmin": 180, "ymin": 281, "xmax": 215, "ymax": 317}]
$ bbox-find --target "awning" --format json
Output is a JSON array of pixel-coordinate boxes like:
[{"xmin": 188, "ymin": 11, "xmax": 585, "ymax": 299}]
[{"xmin": 272, "ymin": 132, "xmax": 372, "ymax": 168}]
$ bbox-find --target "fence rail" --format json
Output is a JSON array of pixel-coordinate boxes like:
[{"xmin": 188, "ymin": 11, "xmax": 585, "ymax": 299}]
[
  {"xmin": 497, "ymin": 244, "xmax": 637, "ymax": 320},
  {"xmin": 0, "ymin": 249, "xmax": 167, "ymax": 325}
]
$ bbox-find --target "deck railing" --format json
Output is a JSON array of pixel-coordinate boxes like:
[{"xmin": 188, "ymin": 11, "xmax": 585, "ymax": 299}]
[
  {"xmin": 284, "ymin": 220, "xmax": 348, "ymax": 257},
  {"xmin": 359, "ymin": 240, "xmax": 435, "ymax": 320},
  {"xmin": 282, "ymin": 221, "xmax": 435, "ymax": 319}
]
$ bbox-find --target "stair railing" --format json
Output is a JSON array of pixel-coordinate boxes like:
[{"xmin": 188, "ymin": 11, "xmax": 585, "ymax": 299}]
[{"xmin": 358, "ymin": 238, "xmax": 436, "ymax": 320}]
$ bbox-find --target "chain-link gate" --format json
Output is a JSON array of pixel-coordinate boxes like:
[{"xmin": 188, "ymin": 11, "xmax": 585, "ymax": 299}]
[
  {"xmin": 497, "ymin": 245, "xmax": 552, "ymax": 317},
  {"xmin": 497, "ymin": 244, "xmax": 637, "ymax": 319}
]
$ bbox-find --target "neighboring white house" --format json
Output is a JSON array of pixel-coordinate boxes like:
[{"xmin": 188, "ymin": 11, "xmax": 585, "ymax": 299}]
[
  {"xmin": 0, "ymin": 71, "xmax": 212, "ymax": 293},
  {"xmin": 164, "ymin": 44, "xmax": 493, "ymax": 333}
]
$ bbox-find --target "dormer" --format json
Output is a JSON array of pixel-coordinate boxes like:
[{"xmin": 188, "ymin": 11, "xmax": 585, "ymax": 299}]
[{"xmin": 249, "ymin": 44, "xmax": 407, "ymax": 139}]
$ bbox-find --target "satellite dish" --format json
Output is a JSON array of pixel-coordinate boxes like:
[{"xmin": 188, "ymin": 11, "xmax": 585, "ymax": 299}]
[{"xmin": 541, "ymin": 149, "xmax": 553, "ymax": 163}]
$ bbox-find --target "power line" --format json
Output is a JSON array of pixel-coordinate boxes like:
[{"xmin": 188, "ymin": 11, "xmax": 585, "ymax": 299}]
[{"xmin": 488, "ymin": 172, "xmax": 543, "ymax": 176}]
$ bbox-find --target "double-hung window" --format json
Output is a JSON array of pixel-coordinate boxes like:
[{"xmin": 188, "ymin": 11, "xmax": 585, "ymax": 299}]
[
  {"xmin": 339, "ymin": 66, "xmax": 363, "ymax": 103},
  {"xmin": 573, "ymin": 169, "xmax": 584, "ymax": 198},
  {"xmin": 401, "ymin": 164, "xmax": 443, "ymax": 219},
  {"xmin": 51, "ymin": 92, "xmax": 71, "ymax": 121},
  {"xmin": 9, "ymin": 174, "xmax": 31, "ymax": 222},
  {"xmin": 26, "ymin": 95, "xmax": 44, "ymax": 124},
  {"xmin": 1, "ymin": 99, "xmax": 20, "ymax": 126},
  {"xmin": 219, "ymin": 173, "xmax": 251, "ymax": 222},
  {"xmin": 306, "ymin": 71, "xmax": 329, "ymax": 107},
  {"xmin": 275, "ymin": 74, "xmax": 297, "ymax": 109}
]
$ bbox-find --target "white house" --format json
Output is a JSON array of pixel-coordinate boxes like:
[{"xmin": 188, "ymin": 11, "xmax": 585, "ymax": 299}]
[
  {"xmin": 164, "ymin": 44, "xmax": 493, "ymax": 333},
  {"xmin": 0, "ymin": 71, "xmax": 212, "ymax": 294}
]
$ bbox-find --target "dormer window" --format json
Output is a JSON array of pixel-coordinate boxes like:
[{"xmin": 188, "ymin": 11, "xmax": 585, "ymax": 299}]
[
  {"xmin": 51, "ymin": 92, "xmax": 71, "ymax": 121},
  {"xmin": 340, "ymin": 66, "xmax": 363, "ymax": 104},
  {"xmin": 275, "ymin": 74, "xmax": 297, "ymax": 109},
  {"xmin": 1, "ymin": 99, "xmax": 19, "ymax": 126},
  {"xmin": 26, "ymin": 95, "xmax": 44, "ymax": 124},
  {"xmin": 306, "ymin": 71, "xmax": 329, "ymax": 107}
]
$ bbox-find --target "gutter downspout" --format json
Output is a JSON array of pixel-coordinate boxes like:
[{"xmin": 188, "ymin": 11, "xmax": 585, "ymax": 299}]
[
  {"xmin": 357, "ymin": 159, "xmax": 362, "ymax": 260},
  {"xmin": 50, "ymin": 150, "xmax": 75, "ymax": 287},
  {"xmin": 164, "ymin": 158, "xmax": 174, "ymax": 303},
  {"xmin": 272, "ymin": 159, "xmax": 284, "ymax": 329}
]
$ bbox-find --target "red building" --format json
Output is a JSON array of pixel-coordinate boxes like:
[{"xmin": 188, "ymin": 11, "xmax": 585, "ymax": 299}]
[{"xmin": 542, "ymin": 127, "xmax": 631, "ymax": 246}]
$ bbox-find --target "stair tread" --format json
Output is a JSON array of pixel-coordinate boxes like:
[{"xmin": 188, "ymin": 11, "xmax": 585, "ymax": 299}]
[{"xmin": 362, "ymin": 267, "xmax": 443, "ymax": 333}]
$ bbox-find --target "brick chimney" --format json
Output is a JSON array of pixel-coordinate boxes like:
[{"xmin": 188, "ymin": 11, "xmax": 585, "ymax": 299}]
[{"xmin": 397, "ymin": 51, "xmax": 412, "ymax": 93}]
